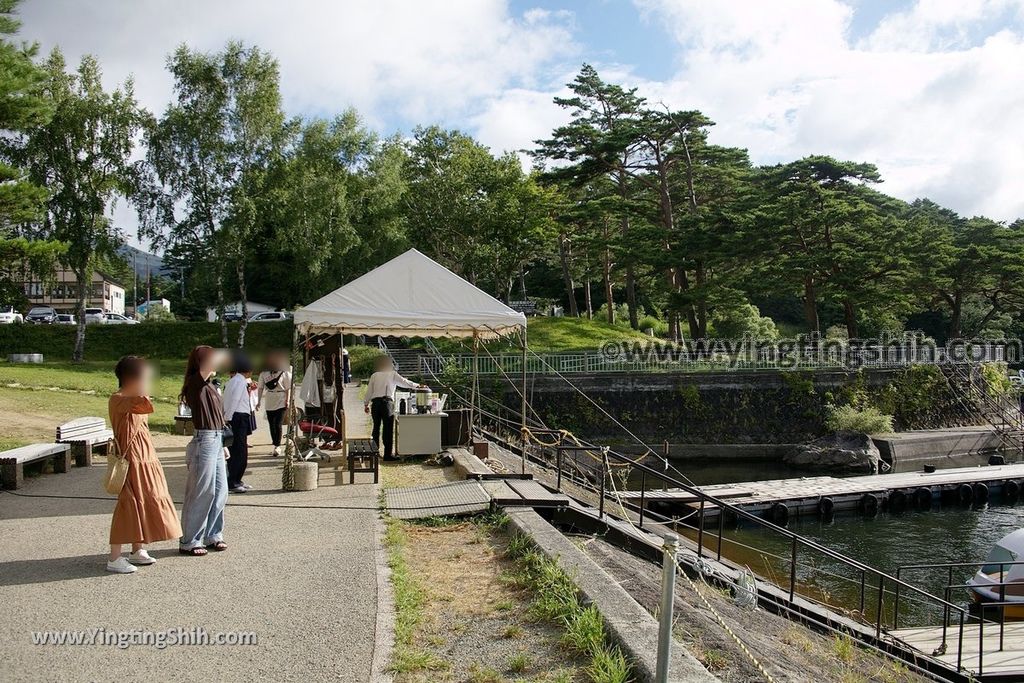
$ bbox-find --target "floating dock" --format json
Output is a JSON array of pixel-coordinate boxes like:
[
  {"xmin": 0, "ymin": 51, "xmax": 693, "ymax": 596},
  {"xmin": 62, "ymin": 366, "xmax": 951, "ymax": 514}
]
[
  {"xmin": 619, "ymin": 463, "xmax": 1024, "ymax": 524},
  {"xmin": 892, "ymin": 622, "xmax": 1024, "ymax": 679}
]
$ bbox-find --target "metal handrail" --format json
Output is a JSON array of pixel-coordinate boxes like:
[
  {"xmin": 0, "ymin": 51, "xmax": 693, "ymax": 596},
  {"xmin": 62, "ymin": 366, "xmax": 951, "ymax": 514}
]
[
  {"xmin": 900, "ymin": 560, "xmax": 1024, "ymax": 571},
  {"xmin": 421, "ymin": 344, "xmax": 1010, "ymax": 375},
  {"xmin": 468, "ymin": 395, "xmax": 989, "ymax": 676},
  {"xmin": 540, "ymin": 435, "xmax": 969, "ymax": 619}
]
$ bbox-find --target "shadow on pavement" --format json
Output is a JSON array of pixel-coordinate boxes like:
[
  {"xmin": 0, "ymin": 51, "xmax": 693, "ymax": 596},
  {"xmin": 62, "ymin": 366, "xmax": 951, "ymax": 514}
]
[{"xmin": 0, "ymin": 554, "xmax": 117, "ymax": 586}]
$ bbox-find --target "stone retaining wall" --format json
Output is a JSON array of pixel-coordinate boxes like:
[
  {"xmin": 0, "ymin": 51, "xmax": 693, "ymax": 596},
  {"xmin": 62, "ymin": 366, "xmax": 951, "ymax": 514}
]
[{"xmin": 498, "ymin": 368, "xmax": 977, "ymax": 444}]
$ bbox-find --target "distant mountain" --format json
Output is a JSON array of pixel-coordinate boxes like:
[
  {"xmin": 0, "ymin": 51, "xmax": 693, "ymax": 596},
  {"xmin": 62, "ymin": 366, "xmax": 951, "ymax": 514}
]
[{"xmin": 118, "ymin": 244, "xmax": 168, "ymax": 277}]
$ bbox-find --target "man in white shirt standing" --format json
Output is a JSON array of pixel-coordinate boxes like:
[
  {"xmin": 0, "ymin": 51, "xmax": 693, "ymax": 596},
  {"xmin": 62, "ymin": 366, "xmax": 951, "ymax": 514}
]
[
  {"xmin": 363, "ymin": 355, "xmax": 427, "ymax": 460},
  {"xmin": 222, "ymin": 353, "xmax": 256, "ymax": 492}
]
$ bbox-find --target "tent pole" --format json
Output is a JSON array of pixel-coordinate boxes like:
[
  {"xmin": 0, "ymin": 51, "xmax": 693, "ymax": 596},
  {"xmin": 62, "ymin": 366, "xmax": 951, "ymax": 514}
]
[
  {"xmin": 521, "ymin": 325, "xmax": 527, "ymax": 475},
  {"xmin": 470, "ymin": 333, "xmax": 479, "ymax": 443}
]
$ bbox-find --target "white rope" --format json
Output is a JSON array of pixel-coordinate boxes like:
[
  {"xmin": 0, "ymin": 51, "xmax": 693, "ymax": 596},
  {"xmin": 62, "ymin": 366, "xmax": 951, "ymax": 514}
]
[
  {"xmin": 675, "ymin": 553, "xmax": 778, "ymax": 683},
  {"xmin": 598, "ymin": 450, "xmax": 778, "ymax": 682}
]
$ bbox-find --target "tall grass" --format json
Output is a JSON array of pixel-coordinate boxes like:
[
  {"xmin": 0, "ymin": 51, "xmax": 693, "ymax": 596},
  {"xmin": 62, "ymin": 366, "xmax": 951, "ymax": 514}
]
[
  {"xmin": 825, "ymin": 404, "xmax": 895, "ymax": 434},
  {"xmin": 506, "ymin": 531, "xmax": 633, "ymax": 683}
]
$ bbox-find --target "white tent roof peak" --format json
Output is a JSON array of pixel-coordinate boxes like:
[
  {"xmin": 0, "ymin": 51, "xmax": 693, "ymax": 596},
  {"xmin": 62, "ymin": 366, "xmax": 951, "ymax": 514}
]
[{"xmin": 293, "ymin": 248, "xmax": 527, "ymax": 339}]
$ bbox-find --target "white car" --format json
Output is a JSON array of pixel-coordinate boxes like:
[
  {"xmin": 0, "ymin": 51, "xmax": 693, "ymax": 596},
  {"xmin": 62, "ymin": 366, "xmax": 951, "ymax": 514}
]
[
  {"xmin": 56, "ymin": 313, "xmax": 77, "ymax": 325},
  {"xmin": 248, "ymin": 311, "xmax": 292, "ymax": 322},
  {"xmin": 84, "ymin": 307, "xmax": 106, "ymax": 324},
  {"xmin": 0, "ymin": 306, "xmax": 23, "ymax": 324},
  {"xmin": 103, "ymin": 312, "xmax": 139, "ymax": 325}
]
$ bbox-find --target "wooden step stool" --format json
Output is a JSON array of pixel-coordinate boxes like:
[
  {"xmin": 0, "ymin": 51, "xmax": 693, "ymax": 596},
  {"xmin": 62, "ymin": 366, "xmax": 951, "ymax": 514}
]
[{"xmin": 346, "ymin": 438, "xmax": 379, "ymax": 484}]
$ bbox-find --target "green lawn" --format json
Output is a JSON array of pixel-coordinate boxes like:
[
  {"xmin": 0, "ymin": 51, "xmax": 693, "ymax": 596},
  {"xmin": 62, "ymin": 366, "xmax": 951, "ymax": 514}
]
[
  {"xmin": 523, "ymin": 316, "xmax": 652, "ymax": 351},
  {"xmin": 0, "ymin": 359, "xmax": 185, "ymax": 403},
  {"xmin": 0, "ymin": 386, "xmax": 178, "ymax": 437},
  {"xmin": 428, "ymin": 316, "xmax": 652, "ymax": 354}
]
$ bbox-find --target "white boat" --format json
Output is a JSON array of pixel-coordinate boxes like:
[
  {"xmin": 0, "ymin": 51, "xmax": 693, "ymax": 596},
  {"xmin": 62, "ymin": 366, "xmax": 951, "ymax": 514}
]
[{"xmin": 969, "ymin": 529, "xmax": 1024, "ymax": 616}]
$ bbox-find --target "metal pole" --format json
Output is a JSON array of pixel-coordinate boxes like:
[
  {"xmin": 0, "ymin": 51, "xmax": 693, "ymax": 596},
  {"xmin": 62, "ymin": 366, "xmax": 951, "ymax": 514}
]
[
  {"xmin": 639, "ymin": 470, "xmax": 646, "ymax": 529},
  {"xmin": 656, "ymin": 533, "xmax": 679, "ymax": 683},
  {"xmin": 470, "ymin": 333, "xmax": 478, "ymax": 443},
  {"xmin": 555, "ymin": 446, "xmax": 563, "ymax": 491},
  {"xmin": 520, "ymin": 326, "xmax": 528, "ymax": 475}
]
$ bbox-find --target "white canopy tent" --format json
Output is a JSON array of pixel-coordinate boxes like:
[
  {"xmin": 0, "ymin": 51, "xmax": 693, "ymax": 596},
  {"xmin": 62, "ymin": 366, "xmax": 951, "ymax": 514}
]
[
  {"xmin": 293, "ymin": 248, "xmax": 526, "ymax": 338},
  {"xmin": 283, "ymin": 249, "xmax": 529, "ymax": 487}
]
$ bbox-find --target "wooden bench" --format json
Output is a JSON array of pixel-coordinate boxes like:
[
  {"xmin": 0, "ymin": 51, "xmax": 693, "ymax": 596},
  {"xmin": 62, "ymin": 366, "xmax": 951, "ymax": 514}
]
[
  {"xmin": 55, "ymin": 417, "xmax": 113, "ymax": 467},
  {"xmin": 346, "ymin": 437, "xmax": 379, "ymax": 484},
  {"xmin": 1, "ymin": 443, "xmax": 72, "ymax": 489},
  {"xmin": 173, "ymin": 415, "xmax": 194, "ymax": 435}
]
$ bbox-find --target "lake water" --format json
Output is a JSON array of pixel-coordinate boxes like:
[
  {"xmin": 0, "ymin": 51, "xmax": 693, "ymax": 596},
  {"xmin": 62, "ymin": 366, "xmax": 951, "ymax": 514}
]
[{"xmin": 642, "ymin": 458, "xmax": 1024, "ymax": 625}]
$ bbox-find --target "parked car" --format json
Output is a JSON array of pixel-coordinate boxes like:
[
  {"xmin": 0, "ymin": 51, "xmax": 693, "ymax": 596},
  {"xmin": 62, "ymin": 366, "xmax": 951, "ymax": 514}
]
[
  {"xmin": 248, "ymin": 311, "xmax": 292, "ymax": 322},
  {"xmin": 0, "ymin": 306, "xmax": 23, "ymax": 324},
  {"xmin": 103, "ymin": 312, "xmax": 139, "ymax": 325},
  {"xmin": 83, "ymin": 307, "xmax": 106, "ymax": 324},
  {"xmin": 25, "ymin": 306, "xmax": 57, "ymax": 324},
  {"xmin": 56, "ymin": 313, "xmax": 77, "ymax": 325},
  {"xmin": 221, "ymin": 312, "xmax": 244, "ymax": 322}
]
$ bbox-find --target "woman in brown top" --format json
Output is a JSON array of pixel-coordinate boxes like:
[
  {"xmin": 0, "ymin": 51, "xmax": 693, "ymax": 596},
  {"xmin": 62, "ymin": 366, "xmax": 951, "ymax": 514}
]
[
  {"xmin": 178, "ymin": 345, "xmax": 229, "ymax": 556},
  {"xmin": 107, "ymin": 356, "xmax": 182, "ymax": 574}
]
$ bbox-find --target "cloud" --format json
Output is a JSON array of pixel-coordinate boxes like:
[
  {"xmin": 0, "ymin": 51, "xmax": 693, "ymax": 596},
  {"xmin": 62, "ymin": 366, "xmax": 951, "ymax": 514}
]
[
  {"xmin": 627, "ymin": 0, "xmax": 1024, "ymax": 221},
  {"xmin": 15, "ymin": 0, "xmax": 579, "ymax": 245},
  {"xmin": 17, "ymin": 0, "xmax": 576, "ymax": 128},
  {"xmin": 15, "ymin": 0, "xmax": 1024, "ymax": 229}
]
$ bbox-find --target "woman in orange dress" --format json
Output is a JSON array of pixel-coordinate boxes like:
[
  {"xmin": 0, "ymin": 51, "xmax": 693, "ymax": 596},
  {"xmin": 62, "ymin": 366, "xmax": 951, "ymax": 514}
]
[{"xmin": 106, "ymin": 356, "xmax": 182, "ymax": 574}]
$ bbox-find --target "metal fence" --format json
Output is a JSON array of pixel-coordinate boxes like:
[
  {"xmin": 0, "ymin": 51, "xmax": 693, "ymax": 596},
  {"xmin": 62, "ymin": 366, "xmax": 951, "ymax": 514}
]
[{"xmin": 418, "ymin": 343, "xmax": 1009, "ymax": 376}]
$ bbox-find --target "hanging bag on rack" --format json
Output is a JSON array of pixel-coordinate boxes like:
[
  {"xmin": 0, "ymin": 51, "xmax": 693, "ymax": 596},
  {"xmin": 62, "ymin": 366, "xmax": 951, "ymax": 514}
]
[
  {"xmin": 103, "ymin": 436, "xmax": 129, "ymax": 495},
  {"xmin": 321, "ymin": 354, "xmax": 337, "ymax": 403}
]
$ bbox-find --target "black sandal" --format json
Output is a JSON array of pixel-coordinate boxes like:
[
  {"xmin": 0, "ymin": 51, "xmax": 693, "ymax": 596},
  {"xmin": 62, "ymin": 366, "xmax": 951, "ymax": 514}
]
[
  {"xmin": 179, "ymin": 547, "xmax": 208, "ymax": 556},
  {"xmin": 205, "ymin": 541, "xmax": 228, "ymax": 551}
]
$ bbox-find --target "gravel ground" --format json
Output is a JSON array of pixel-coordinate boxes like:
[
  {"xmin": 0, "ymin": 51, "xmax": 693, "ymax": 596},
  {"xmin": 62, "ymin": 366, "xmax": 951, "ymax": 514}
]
[{"xmin": 395, "ymin": 518, "xmax": 584, "ymax": 683}]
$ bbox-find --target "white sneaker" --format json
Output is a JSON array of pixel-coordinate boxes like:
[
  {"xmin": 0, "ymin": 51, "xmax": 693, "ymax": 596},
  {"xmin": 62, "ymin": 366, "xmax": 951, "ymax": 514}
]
[
  {"xmin": 129, "ymin": 549, "xmax": 156, "ymax": 566},
  {"xmin": 272, "ymin": 446, "xmax": 281, "ymax": 457},
  {"xmin": 229, "ymin": 485, "xmax": 247, "ymax": 493},
  {"xmin": 241, "ymin": 483, "xmax": 253, "ymax": 490},
  {"xmin": 106, "ymin": 556, "xmax": 138, "ymax": 574}
]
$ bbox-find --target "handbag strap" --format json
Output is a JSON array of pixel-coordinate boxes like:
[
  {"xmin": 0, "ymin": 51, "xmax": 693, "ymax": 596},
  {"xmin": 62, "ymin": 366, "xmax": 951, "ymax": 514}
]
[{"xmin": 108, "ymin": 432, "xmax": 125, "ymax": 461}]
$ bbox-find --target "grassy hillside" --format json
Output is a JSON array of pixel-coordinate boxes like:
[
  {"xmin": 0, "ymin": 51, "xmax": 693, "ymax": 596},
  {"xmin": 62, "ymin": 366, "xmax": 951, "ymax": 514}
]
[
  {"xmin": 524, "ymin": 316, "xmax": 652, "ymax": 351},
  {"xmin": 428, "ymin": 316, "xmax": 653, "ymax": 354}
]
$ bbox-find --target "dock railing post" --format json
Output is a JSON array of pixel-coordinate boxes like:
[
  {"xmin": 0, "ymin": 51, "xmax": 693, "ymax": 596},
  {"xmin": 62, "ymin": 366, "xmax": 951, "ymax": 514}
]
[
  {"xmin": 1000, "ymin": 563, "xmax": 1006, "ymax": 652},
  {"xmin": 893, "ymin": 568, "xmax": 901, "ymax": 629},
  {"xmin": 639, "ymin": 470, "xmax": 646, "ymax": 529},
  {"xmin": 656, "ymin": 533, "xmax": 679, "ymax": 683},
  {"xmin": 875, "ymin": 575, "xmax": 885, "ymax": 639},
  {"xmin": 789, "ymin": 537, "xmax": 798, "ymax": 601},
  {"xmin": 555, "ymin": 446, "xmax": 563, "ymax": 492}
]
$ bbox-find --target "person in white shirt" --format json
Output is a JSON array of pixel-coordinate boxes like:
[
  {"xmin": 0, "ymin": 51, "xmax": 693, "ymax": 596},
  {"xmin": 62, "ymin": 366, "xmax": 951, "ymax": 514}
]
[
  {"xmin": 363, "ymin": 355, "xmax": 426, "ymax": 460},
  {"xmin": 257, "ymin": 351, "xmax": 292, "ymax": 456},
  {"xmin": 222, "ymin": 353, "xmax": 256, "ymax": 493}
]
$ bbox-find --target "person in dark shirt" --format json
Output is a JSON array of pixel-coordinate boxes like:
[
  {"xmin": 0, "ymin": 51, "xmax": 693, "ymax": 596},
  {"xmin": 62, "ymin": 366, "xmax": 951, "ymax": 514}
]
[{"xmin": 178, "ymin": 345, "xmax": 229, "ymax": 555}]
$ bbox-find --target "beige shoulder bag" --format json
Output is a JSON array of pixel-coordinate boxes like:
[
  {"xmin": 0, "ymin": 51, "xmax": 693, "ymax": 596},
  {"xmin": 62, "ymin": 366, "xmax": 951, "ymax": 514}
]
[{"xmin": 103, "ymin": 436, "xmax": 129, "ymax": 495}]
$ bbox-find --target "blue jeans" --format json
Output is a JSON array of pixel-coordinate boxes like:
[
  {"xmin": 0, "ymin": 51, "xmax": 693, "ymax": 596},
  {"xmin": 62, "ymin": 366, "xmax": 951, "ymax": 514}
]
[{"xmin": 179, "ymin": 429, "xmax": 228, "ymax": 549}]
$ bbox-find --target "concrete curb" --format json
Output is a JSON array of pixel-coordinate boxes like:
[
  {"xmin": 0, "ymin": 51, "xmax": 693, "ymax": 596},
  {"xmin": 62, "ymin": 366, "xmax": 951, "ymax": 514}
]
[
  {"xmin": 504, "ymin": 508, "xmax": 719, "ymax": 683},
  {"xmin": 370, "ymin": 497, "xmax": 395, "ymax": 683}
]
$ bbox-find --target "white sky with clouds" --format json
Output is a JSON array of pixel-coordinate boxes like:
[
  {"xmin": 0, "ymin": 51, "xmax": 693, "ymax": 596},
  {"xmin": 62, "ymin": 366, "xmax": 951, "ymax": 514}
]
[{"xmin": 14, "ymin": 0, "xmax": 1024, "ymax": 248}]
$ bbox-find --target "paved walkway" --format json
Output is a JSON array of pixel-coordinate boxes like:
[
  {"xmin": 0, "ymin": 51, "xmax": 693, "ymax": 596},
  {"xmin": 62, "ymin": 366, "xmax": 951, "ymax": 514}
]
[{"xmin": 0, "ymin": 396, "xmax": 386, "ymax": 682}]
